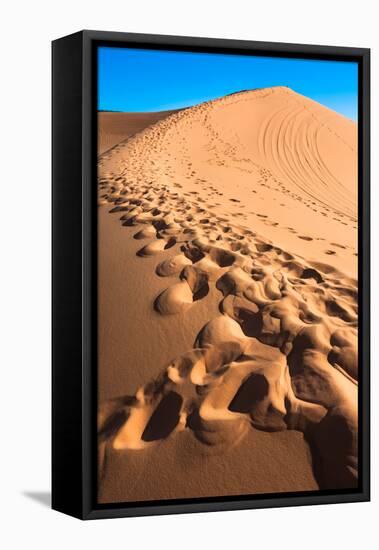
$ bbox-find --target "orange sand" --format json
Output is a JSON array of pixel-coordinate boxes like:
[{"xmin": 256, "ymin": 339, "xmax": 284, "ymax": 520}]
[
  {"xmin": 98, "ymin": 110, "xmax": 179, "ymax": 155},
  {"xmin": 97, "ymin": 87, "xmax": 358, "ymax": 503}
]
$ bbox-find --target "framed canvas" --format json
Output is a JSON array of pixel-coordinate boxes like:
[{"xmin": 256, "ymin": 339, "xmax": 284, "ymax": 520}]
[{"xmin": 52, "ymin": 30, "xmax": 370, "ymax": 520}]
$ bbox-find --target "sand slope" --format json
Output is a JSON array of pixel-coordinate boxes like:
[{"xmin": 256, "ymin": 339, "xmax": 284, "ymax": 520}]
[
  {"xmin": 97, "ymin": 87, "xmax": 358, "ymax": 503},
  {"xmin": 98, "ymin": 110, "xmax": 180, "ymax": 154}
]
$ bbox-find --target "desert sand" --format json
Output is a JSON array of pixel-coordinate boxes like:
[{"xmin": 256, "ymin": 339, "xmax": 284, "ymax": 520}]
[
  {"xmin": 98, "ymin": 110, "xmax": 179, "ymax": 155},
  {"xmin": 97, "ymin": 87, "xmax": 358, "ymax": 503}
]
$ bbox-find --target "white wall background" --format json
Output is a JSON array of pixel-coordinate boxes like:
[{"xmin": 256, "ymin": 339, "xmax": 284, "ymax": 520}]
[{"xmin": 1, "ymin": 1, "xmax": 376, "ymax": 547}]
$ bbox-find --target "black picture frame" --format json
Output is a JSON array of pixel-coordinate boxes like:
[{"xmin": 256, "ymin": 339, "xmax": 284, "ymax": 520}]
[{"xmin": 52, "ymin": 30, "xmax": 370, "ymax": 520}]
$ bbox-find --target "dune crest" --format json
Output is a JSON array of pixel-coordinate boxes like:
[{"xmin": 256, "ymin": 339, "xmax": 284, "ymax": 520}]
[{"xmin": 98, "ymin": 87, "xmax": 358, "ymax": 500}]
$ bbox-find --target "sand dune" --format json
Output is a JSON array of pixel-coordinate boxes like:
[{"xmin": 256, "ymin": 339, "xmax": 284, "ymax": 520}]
[
  {"xmin": 98, "ymin": 110, "xmax": 180, "ymax": 154},
  {"xmin": 97, "ymin": 87, "xmax": 358, "ymax": 503}
]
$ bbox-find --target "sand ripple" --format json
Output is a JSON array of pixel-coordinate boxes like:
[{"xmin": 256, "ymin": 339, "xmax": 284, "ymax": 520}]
[{"xmin": 98, "ymin": 87, "xmax": 358, "ymax": 492}]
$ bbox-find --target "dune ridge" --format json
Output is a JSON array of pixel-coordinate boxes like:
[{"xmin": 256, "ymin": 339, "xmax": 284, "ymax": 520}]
[{"xmin": 98, "ymin": 86, "xmax": 358, "ymax": 501}]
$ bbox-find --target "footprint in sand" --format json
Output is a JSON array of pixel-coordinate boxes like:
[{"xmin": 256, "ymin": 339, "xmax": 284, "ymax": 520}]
[
  {"xmin": 330, "ymin": 242, "xmax": 347, "ymax": 249},
  {"xmin": 98, "ymin": 88, "xmax": 359, "ymax": 490},
  {"xmin": 154, "ymin": 266, "xmax": 209, "ymax": 315},
  {"xmin": 156, "ymin": 254, "xmax": 192, "ymax": 277},
  {"xmin": 133, "ymin": 226, "xmax": 157, "ymax": 239},
  {"xmin": 137, "ymin": 237, "xmax": 176, "ymax": 257},
  {"xmin": 298, "ymin": 235, "xmax": 313, "ymax": 241}
]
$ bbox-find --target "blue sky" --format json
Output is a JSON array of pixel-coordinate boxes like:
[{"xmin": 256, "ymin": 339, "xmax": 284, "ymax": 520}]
[{"xmin": 98, "ymin": 47, "xmax": 358, "ymax": 121}]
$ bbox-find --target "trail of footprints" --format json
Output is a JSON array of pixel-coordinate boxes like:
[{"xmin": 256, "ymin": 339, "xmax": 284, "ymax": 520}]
[
  {"xmin": 99, "ymin": 89, "xmax": 356, "ymax": 257},
  {"xmin": 98, "ymin": 170, "xmax": 358, "ymax": 490}
]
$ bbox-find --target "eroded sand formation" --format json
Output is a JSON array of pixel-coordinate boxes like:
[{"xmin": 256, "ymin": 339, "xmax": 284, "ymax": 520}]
[{"xmin": 97, "ymin": 87, "xmax": 358, "ymax": 500}]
